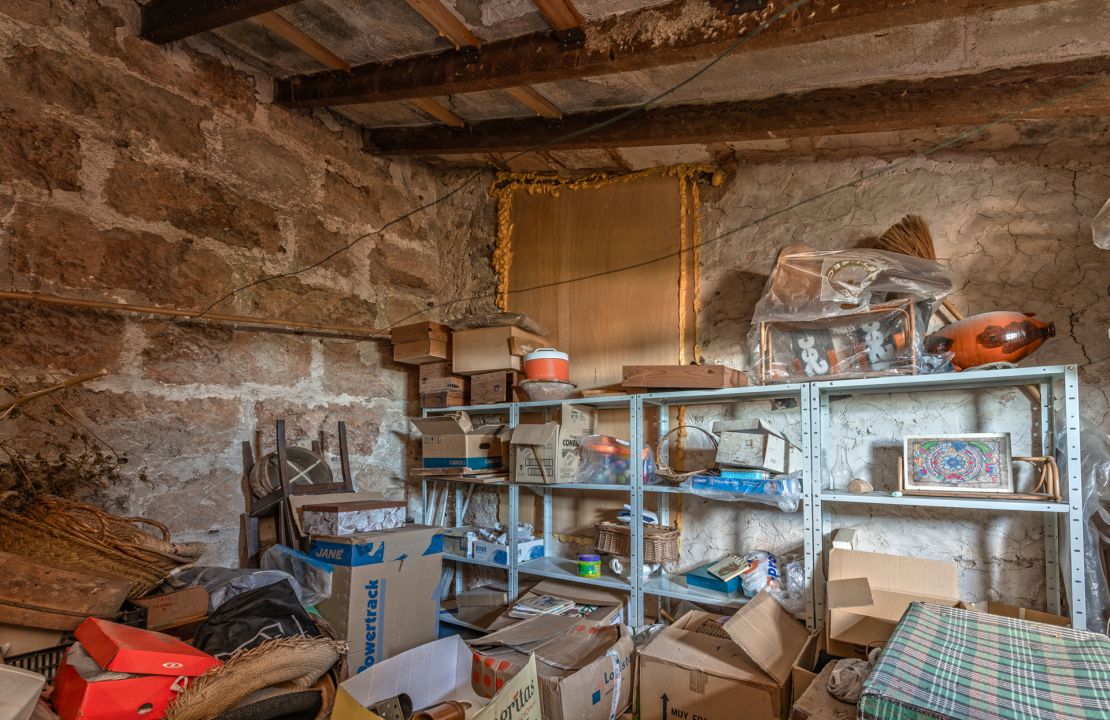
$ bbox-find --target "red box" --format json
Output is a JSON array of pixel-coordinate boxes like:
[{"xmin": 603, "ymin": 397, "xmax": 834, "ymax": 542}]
[{"xmin": 52, "ymin": 618, "xmax": 221, "ymax": 720}]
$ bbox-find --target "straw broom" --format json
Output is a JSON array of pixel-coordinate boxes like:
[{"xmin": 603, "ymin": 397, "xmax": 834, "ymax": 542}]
[{"xmin": 877, "ymin": 215, "xmax": 964, "ymax": 322}]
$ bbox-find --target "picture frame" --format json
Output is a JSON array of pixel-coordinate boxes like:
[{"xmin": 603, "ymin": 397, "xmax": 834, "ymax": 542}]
[{"xmin": 902, "ymin": 433, "xmax": 1013, "ymax": 494}]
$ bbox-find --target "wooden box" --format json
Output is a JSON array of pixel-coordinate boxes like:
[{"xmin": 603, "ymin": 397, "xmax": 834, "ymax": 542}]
[
  {"xmin": 622, "ymin": 364, "xmax": 746, "ymax": 389},
  {"xmin": 420, "ymin": 361, "xmax": 466, "ymax": 393},
  {"xmin": 420, "ymin": 389, "xmax": 466, "ymax": 409},
  {"xmin": 470, "ymin": 371, "xmax": 521, "ymax": 405},
  {"xmin": 452, "ymin": 327, "xmax": 546, "ymax": 375},
  {"xmin": 392, "ymin": 322, "xmax": 451, "ymax": 365}
]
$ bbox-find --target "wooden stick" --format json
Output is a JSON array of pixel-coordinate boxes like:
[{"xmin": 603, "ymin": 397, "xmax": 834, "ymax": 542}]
[
  {"xmin": 0, "ymin": 369, "xmax": 108, "ymax": 414},
  {"xmin": 0, "ymin": 290, "xmax": 390, "ymax": 340}
]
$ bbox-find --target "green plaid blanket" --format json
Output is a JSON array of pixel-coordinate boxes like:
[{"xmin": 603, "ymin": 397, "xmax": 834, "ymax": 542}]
[{"xmin": 859, "ymin": 603, "xmax": 1110, "ymax": 720}]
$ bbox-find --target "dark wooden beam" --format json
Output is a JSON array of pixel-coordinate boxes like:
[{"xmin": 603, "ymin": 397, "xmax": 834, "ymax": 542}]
[
  {"xmin": 275, "ymin": 0, "xmax": 1052, "ymax": 108},
  {"xmin": 363, "ymin": 57, "xmax": 1110, "ymax": 155},
  {"xmin": 141, "ymin": 0, "xmax": 301, "ymax": 43}
]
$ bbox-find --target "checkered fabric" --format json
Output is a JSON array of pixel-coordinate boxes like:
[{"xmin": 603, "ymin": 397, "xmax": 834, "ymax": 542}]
[{"xmin": 859, "ymin": 602, "xmax": 1110, "ymax": 720}]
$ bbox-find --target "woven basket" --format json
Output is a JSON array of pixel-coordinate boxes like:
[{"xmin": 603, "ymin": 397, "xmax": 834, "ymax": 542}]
[
  {"xmin": 653, "ymin": 425, "xmax": 718, "ymax": 485},
  {"xmin": 596, "ymin": 521, "xmax": 680, "ymax": 564},
  {"xmin": 0, "ymin": 494, "xmax": 202, "ymax": 597}
]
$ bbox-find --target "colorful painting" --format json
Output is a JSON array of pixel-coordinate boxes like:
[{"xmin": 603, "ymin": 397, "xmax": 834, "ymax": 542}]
[{"xmin": 903, "ymin": 434, "xmax": 1013, "ymax": 494}]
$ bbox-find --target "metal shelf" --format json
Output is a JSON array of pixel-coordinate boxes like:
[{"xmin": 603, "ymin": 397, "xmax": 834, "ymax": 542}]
[
  {"xmin": 641, "ymin": 383, "xmax": 805, "ymax": 405},
  {"xmin": 642, "ymin": 574, "xmax": 749, "ymax": 608},
  {"xmin": 518, "ymin": 556, "xmax": 632, "ymax": 591},
  {"xmin": 820, "ymin": 491, "xmax": 1070, "ymax": 513},
  {"xmin": 519, "ymin": 482, "xmax": 631, "ymax": 492},
  {"xmin": 813, "ymin": 364, "xmax": 1072, "ymax": 396},
  {"xmin": 443, "ymin": 552, "xmax": 509, "ymax": 569}
]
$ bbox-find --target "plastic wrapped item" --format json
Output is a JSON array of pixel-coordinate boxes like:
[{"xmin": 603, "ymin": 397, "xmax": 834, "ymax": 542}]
[
  {"xmin": 1065, "ymin": 419, "xmax": 1110, "ymax": 632},
  {"xmin": 573, "ymin": 435, "xmax": 656, "ymax": 485},
  {"xmin": 609, "ymin": 555, "xmax": 661, "ymax": 581},
  {"xmin": 261, "ymin": 544, "xmax": 333, "ymax": 607},
  {"xmin": 738, "ymin": 550, "xmax": 783, "ymax": 598},
  {"xmin": 681, "ymin": 471, "xmax": 803, "ymax": 512},
  {"xmin": 166, "ymin": 566, "xmax": 303, "ymax": 611},
  {"xmin": 1094, "ymin": 197, "xmax": 1110, "ymax": 250},
  {"xmin": 749, "ymin": 247, "xmax": 952, "ymax": 384}
]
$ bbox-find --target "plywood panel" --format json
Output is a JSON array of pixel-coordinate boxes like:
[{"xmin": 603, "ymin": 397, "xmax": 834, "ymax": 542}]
[{"xmin": 506, "ymin": 175, "xmax": 688, "ymax": 390}]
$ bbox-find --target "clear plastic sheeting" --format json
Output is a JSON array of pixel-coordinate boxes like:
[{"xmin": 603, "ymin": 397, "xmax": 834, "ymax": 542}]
[
  {"xmin": 1065, "ymin": 419, "xmax": 1110, "ymax": 632},
  {"xmin": 1094, "ymin": 197, "xmax": 1110, "ymax": 250},
  {"xmin": 681, "ymin": 472, "xmax": 803, "ymax": 512},
  {"xmin": 261, "ymin": 544, "xmax": 333, "ymax": 607},
  {"xmin": 164, "ymin": 566, "xmax": 304, "ymax": 612},
  {"xmin": 573, "ymin": 435, "xmax": 656, "ymax": 485},
  {"xmin": 749, "ymin": 246, "xmax": 952, "ymax": 384}
]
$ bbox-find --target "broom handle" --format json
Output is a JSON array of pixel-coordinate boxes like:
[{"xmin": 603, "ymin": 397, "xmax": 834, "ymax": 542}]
[{"xmin": 942, "ymin": 299, "xmax": 964, "ymax": 322}]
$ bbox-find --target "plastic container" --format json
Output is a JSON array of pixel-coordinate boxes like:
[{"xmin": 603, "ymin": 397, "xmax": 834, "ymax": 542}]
[
  {"xmin": 523, "ymin": 348, "xmax": 570, "ymax": 381},
  {"xmin": 577, "ymin": 553, "xmax": 601, "ymax": 578},
  {"xmin": 574, "ymin": 435, "xmax": 656, "ymax": 485}
]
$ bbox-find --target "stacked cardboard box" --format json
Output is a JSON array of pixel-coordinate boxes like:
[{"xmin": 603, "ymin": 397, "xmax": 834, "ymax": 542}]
[{"xmin": 390, "ymin": 321, "xmax": 451, "ymax": 365}]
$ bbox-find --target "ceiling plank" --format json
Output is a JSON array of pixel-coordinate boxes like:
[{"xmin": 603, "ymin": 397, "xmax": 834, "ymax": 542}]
[
  {"xmin": 364, "ymin": 57, "xmax": 1110, "ymax": 155},
  {"xmin": 255, "ymin": 12, "xmax": 350, "ymax": 71},
  {"xmin": 408, "ymin": 97, "xmax": 467, "ymax": 127},
  {"xmin": 275, "ymin": 0, "xmax": 1053, "ymax": 108},
  {"xmin": 404, "ymin": 0, "xmax": 480, "ymax": 49},
  {"xmin": 505, "ymin": 86, "xmax": 563, "ymax": 119},
  {"xmin": 141, "ymin": 0, "xmax": 301, "ymax": 43},
  {"xmin": 532, "ymin": 0, "xmax": 584, "ymax": 32}
]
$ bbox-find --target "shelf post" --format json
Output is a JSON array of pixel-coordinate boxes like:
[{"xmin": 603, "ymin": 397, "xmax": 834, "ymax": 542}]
[
  {"xmin": 508, "ymin": 403, "xmax": 520, "ymax": 599},
  {"xmin": 801, "ymin": 383, "xmax": 818, "ymax": 630},
  {"xmin": 1063, "ymin": 366, "xmax": 1087, "ymax": 628},
  {"xmin": 630, "ymin": 395, "xmax": 645, "ymax": 625}
]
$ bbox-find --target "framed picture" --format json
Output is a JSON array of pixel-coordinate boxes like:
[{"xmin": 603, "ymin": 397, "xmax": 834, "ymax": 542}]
[{"xmin": 903, "ymin": 434, "xmax": 1013, "ymax": 494}]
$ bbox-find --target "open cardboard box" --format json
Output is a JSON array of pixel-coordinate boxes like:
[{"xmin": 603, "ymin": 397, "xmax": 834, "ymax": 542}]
[
  {"xmin": 469, "ymin": 615, "xmax": 634, "ymax": 720},
  {"xmin": 332, "ymin": 635, "xmax": 542, "ymax": 720},
  {"xmin": 639, "ymin": 592, "xmax": 813, "ymax": 720},
  {"xmin": 826, "ymin": 549, "xmax": 959, "ymax": 659},
  {"xmin": 411, "ymin": 412, "xmax": 506, "ymax": 471},
  {"xmin": 486, "ymin": 579, "xmax": 627, "ymax": 632},
  {"xmin": 510, "ymin": 406, "xmax": 597, "ymax": 484}
]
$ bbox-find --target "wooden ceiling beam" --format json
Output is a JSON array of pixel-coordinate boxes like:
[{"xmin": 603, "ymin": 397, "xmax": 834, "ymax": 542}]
[
  {"xmin": 141, "ymin": 0, "xmax": 301, "ymax": 43},
  {"xmin": 531, "ymin": 0, "xmax": 584, "ymax": 31},
  {"xmin": 275, "ymin": 0, "xmax": 1053, "ymax": 108},
  {"xmin": 505, "ymin": 86, "xmax": 562, "ymax": 119},
  {"xmin": 404, "ymin": 0, "xmax": 480, "ymax": 49},
  {"xmin": 408, "ymin": 97, "xmax": 467, "ymax": 127},
  {"xmin": 363, "ymin": 57, "xmax": 1110, "ymax": 155},
  {"xmin": 255, "ymin": 11, "xmax": 350, "ymax": 71}
]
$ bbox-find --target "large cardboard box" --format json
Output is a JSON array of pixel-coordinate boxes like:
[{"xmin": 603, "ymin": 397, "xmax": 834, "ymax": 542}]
[
  {"xmin": 639, "ymin": 592, "xmax": 812, "ymax": 720},
  {"xmin": 470, "ymin": 616, "xmax": 635, "ymax": 720},
  {"xmin": 471, "ymin": 537, "xmax": 545, "ymax": 565},
  {"xmin": 309, "ymin": 525, "xmax": 443, "ymax": 673},
  {"xmin": 411, "ymin": 412, "xmax": 506, "ymax": 471},
  {"xmin": 511, "ymin": 405, "xmax": 597, "ymax": 484},
  {"xmin": 332, "ymin": 635, "xmax": 542, "ymax": 720},
  {"xmin": 453, "ymin": 326, "xmax": 547, "ymax": 375},
  {"xmin": 826, "ymin": 549, "xmax": 959, "ymax": 659}
]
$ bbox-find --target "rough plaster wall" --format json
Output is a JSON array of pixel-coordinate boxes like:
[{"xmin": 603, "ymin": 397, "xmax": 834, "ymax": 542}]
[
  {"xmin": 686, "ymin": 143, "xmax": 1110, "ymax": 610},
  {"xmin": 0, "ymin": 1, "xmax": 496, "ymax": 566}
]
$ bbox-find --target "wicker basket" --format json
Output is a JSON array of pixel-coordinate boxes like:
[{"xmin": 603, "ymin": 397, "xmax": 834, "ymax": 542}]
[
  {"xmin": 595, "ymin": 521, "xmax": 680, "ymax": 564},
  {"xmin": 0, "ymin": 494, "xmax": 203, "ymax": 598},
  {"xmin": 653, "ymin": 425, "xmax": 718, "ymax": 485}
]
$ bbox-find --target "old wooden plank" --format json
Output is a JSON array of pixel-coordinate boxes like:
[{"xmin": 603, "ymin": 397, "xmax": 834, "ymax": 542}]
[
  {"xmin": 506, "ymin": 86, "xmax": 563, "ymax": 119},
  {"xmin": 409, "ymin": 97, "xmax": 467, "ymax": 127},
  {"xmin": 274, "ymin": 0, "xmax": 1052, "ymax": 108},
  {"xmin": 141, "ymin": 0, "xmax": 300, "ymax": 43},
  {"xmin": 0, "ymin": 552, "xmax": 131, "ymax": 631},
  {"xmin": 622, "ymin": 365, "xmax": 747, "ymax": 389},
  {"xmin": 255, "ymin": 11, "xmax": 351, "ymax": 71},
  {"xmin": 404, "ymin": 0, "xmax": 480, "ymax": 49},
  {"xmin": 365, "ymin": 57, "xmax": 1110, "ymax": 155}
]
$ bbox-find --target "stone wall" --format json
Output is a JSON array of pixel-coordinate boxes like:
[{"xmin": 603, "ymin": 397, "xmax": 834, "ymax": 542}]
[
  {"xmin": 0, "ymin": 1, "xmax": 496, "ymax": 565},
  {"xmin": 688, "ymin": 129, "xmax": 1110, "ymax": 612}
]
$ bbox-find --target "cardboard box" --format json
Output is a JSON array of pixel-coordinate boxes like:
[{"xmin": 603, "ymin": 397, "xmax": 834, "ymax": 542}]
[
  {"xmin": 470, "ymin": 616, "xmax": 635, "ymax": 720},
  {"xmin": 332, "ymin": 635, "xmax": 542, "ymax": 720},
  {"xmin": 487, "ymin": 580, "xmax": 627, "ymax": 632},
  {"xmin": 420, "ymin": 389, "xmax": 466, "ymax": 408},
  {"xmin": 52, "ymin": 618, "xmax": 221, "ymax": 720},
  {"xmin": 411, "ymin": 412, "xmax": 506, "ymax": 471},
  {"xmin": 302, "ymin": 499, "xmax": 406, "ymax": 535},
  {"xmin": 826, "ymin": 549, "xmax": 959, "ymax": 659},
  {"xmin": 470, "ymin": 370, "xmax": 522, "ymax": 405},
  {"xmin": 309, "ymin": 525, "xmax": 443, "ymax": 673},
  {"xmin": 442, "ymin": 525, "xmax": 479, "ymax": 557},
  {"xmin": 639, "ymin": 592, "xmax": 812, "ymax": 720},
  {"xmin": 714, "ymin": 420, "xmax": 803, "ymax": 473},
  {"xmin": 957, "ymin": 600, "xmax": 1070, "ymax": 628},
  {"xmin": 419, "ymin": 362, "xmax": 467, "ymax": 408},
  {"xmin": 511, "ymin": 405, "xmax": 597, "ymax": 484},
  {"xmin": 287, "ymin": 491, "xmax": 384, "ymax": 538},
  {"xmin": 471, "ymin": 538, "xmax": 544, "ymax": 565},
  {"xmin": 452, "ymin": 326, "xmax": 547, "ymax": 375},
  {"xmin": 789, "ymin": 662, "xmax": 856, "ymax": 720},
  {"xmin": 132, "ymin": 587, "xmax": 209, "ymax": 632},
  {"xmin": 392, "ymin": 322, "xmax": 451, "ymax": 365}
]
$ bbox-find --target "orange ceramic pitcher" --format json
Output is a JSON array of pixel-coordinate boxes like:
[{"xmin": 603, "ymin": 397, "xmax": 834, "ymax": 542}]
[{"xmin": 927, "ymin": 311, "xmax": 1055, "ymax": 370}]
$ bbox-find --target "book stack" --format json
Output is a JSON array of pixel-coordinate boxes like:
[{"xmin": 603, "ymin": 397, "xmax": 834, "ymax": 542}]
[{"xmin": 507, "ymin": 594, "xmax": 575, "ymax": 619}]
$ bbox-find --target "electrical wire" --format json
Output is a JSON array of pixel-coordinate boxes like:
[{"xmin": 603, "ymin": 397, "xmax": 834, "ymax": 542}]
[
  {"xmin": 194, "ymin": 0, "xmax": 814, "ymax": 317},
  {"xmin": 379, "ymin": 72, "xmax": 1108, "ymax": 331}
]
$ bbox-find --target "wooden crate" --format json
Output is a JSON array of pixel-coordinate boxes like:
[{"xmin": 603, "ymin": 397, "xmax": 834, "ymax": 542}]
[
  {"xmin": 392, "ymin": 322, "xmax": 451, "ymax": 365},
  {"xmin": 622, "ymin": 364, "xmax": 746, "ymax": 389},
  {"xmin": 470, "ymin": 371, "xmax": 521, "ymax": 405}
]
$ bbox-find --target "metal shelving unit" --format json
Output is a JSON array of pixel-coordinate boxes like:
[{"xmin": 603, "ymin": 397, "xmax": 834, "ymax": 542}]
[
  {"xmin": 419, "ymin": 364, "xmax": 1087, "ymax": 631},
  {"xmin": 808, "ymin": 364, "xmax": 1086, "ymax": 629}
]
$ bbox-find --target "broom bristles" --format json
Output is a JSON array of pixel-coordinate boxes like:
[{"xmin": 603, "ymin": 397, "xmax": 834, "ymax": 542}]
[{"xmin": 878, "ymin": 214, "xmax": 936, "ymax": 260}]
